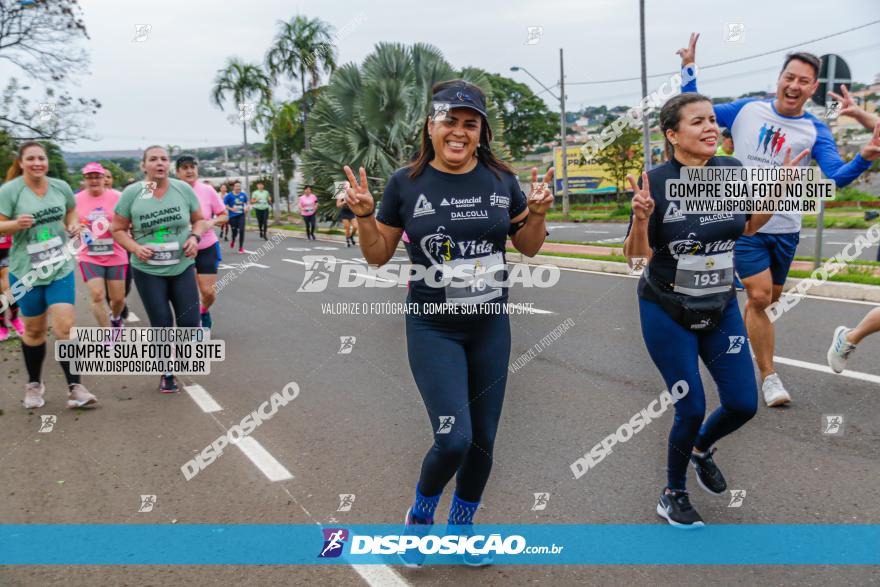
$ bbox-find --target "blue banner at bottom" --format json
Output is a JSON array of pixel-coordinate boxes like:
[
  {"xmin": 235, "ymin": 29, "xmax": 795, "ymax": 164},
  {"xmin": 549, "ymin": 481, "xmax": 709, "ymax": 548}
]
[{"xmin": 1, "ymin": 525, "xmax": 878, "ymax": 565}]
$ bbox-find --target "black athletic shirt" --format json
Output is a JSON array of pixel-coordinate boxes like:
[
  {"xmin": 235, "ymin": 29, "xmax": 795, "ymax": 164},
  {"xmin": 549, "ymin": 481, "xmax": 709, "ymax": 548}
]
[
  {"xmin": 377, "ymin": 161, "xmax": 528, "ymax": 317},
  {"xmin": 626, "ymin": 156, "xmax": 748, "ymax": 304}
]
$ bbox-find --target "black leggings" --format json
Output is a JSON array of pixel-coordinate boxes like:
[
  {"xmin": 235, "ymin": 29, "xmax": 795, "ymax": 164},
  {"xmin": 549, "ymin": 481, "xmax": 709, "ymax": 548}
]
[
  {"xmin": 255, "ymin": 209, "xmax": 269, "ymax": 237},
  {"xmin": 406, "ymin": 312, "xmax": 511, "ymax": 502},
  {"xmin": 131, "ymin": 265, "xmax": 200, "ymax": 328},
  {"xmin": 303, "ymin": 215, "xmax": 316, "ymax": 239},
  {"xmin": 229, "ymin": 215, "xmax": 245, "ymax": 249}
]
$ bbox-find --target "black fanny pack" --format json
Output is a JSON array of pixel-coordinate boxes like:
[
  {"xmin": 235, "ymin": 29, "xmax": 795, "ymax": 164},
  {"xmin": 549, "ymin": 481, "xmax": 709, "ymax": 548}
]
[{"xmin": 645, "ymin": 269, "xmax": 732, "ymax": 332}]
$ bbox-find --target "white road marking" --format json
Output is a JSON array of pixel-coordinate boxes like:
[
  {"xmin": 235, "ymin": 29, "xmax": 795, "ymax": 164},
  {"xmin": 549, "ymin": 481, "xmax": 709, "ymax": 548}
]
[
  {"xmin": 773, "ymin": 355, "xmax": 880, "ymax": 384},
  {"xmin": 349, "ymin": 565, "xmax": 410, "ymax": 587},
  {"xmin": 234, "ymin": 436, "xmax": 294, "ymax": 481},
  {"xmin": 582, "ymin": 230, "xmax": 610, "ymax": 234},
  {"xmin": 242, "ymin": 249, "xmax": 260, "ymax": 255},
  {"xmin": 126, "ymin": 312, "xmax": 141, "ymax": 323},
  {"xmin": 183, "ymin": 384, "xmax": 223, "ymax": 413},
  {"xmin": 218, "ymin": 262, "xmax": 270, "ymax": 270},
  {"xmin": 508, "ymin": 303, "xmax": 554, "ymax": 314},
  {"xmin": 595, "ymin": 237, "xmax": 625, "ymax": 244},
  {"xmin": 314, "ymin": 246, "xmax": 339, "ymax": 251},
  {"xmin": 283, "ymin": 258, "xmax": 304, "ymax": 265},
  {"xmin": 287, "ymin": 247, "xmax": 311, "ymax": 252}
]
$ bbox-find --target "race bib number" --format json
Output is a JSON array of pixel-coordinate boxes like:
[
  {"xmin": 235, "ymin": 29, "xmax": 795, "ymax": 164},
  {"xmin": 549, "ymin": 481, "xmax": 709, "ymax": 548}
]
[
  {"xmin": 443, "ymin": 252, "xmax": 504, "ymax": 306},
  {"xmin": 27, "ymin": 236, "xmax": 66, "ymax": 269},
  {"xmin": 673, "ymin": 252, "xmax": 734, "ymax": 296},
  {"xmin": 146, "ymin": 241, "xmax": 181, "ymax": 266},
  {"xmin": 87, "ymin": 238, "xmax": 115, "ymax": 257},
  {"xmin": 303, "ymin": 206, "xmax": 315, "ymax": 214}
]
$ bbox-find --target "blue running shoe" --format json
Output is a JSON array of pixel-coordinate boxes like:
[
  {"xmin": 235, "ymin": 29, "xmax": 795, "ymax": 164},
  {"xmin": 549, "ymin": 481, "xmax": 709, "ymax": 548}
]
[{"xmin": 399, "ymin": 508, "xmax": 433, "ymax": 568}]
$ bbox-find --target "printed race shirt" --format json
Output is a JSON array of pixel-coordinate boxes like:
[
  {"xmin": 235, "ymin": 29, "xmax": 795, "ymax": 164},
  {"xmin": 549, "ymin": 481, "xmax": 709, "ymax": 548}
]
[
  {"xmin": 377, "ymin": 162, "xmax": 527, "ymax": 319},
  {"xmin": 626, "ymin": 156, "xmax": 748, "ymax": 305},
  {"xmin": 683, "ymin": 70, "xmax": 871, "ymax": 234},
  {"xmin": 0, "ymin": 176, "xmax": 76, "ymax": 286},
  {"xmin": 75, "ymin": 189, "xmax": 128, "ymax": 266},
  {"xmin": 115, "ymin": 179, "xmax": 200, "ymax": 276}
]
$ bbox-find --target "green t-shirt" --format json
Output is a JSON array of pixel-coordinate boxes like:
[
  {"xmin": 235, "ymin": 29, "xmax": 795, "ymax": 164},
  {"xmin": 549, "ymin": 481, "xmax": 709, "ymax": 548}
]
[
  {"xmin": 0, "ymin": 176, "xmax": 76, "ymax": 286},
  {"xmin": 251, "ymin": 190, "xmax": 271, "ymax": 210},
  {"xmin": 115, "ymin": 179, "xmax": 200, "ymax": 276}
]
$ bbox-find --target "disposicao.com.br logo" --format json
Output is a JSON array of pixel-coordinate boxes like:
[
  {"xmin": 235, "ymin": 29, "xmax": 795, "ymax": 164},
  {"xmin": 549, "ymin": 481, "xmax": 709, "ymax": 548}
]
[
  {"xmin": 317, "ymin": 527, "xmax": 562, "ymax": 560},
  {"xmin": 297, "ymin": 255, "xmax": 559, "ymax": 293}
]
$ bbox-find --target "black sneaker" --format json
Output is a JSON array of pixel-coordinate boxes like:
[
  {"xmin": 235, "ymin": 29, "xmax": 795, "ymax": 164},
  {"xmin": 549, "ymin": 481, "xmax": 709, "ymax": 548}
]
[
  {"xmin": 159, "ymin": 374, "xmax": 179, "ymax": 394},
  {"xmin": 691, "ymin": 448, "xmax": 727, "ymax": 496},
  {"xmin": 656, "ymin": 489, "xmax": 704, "ymax": 528}
]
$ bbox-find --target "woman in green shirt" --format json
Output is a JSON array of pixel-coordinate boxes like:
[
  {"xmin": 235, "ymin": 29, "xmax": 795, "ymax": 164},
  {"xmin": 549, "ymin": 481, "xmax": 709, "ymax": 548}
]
[
  {"xmin": 0, "ymin": 142, "xmax": 97, "ymax": 409},
  {"xmin": 112, "ymin": 146, "xmax": 208, "ymax": 393},
  {"xmin": 251, "ymin": 182, "xmax": 272, "ymax": 240}
]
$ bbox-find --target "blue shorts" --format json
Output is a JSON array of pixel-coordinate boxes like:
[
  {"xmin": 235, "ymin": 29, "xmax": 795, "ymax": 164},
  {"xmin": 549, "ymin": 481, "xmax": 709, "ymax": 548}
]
[
  {"xmin": 9, "ymin": 271, "xmax": 76, "ymax": 317},
  {"xmin": 735, "ymin": 232, "xmax": 800, "ymax": 285}
]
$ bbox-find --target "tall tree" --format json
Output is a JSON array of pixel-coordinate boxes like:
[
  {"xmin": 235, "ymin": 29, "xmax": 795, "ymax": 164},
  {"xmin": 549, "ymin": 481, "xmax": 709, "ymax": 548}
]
[
  {"xmin": 265, "ymin": 15, "xmax": 336, "ymax": 150},
  {"xmin": 588, "ymin": 120, "xmax": 644, "ymax": 207},
  {"xmin": 301, "ymin": 43, "xmax": 507, "ymax": 218},
  {"xmin": 484, "ymin": 73, "xmax": 557, "ymax": 159},
  {"xmin": 211, "ymin": 58, "xmax": 271, "ymax": 193},
  {"xmin": 0, "ymin": 0, "xmax": 100, "ymax": 141}
]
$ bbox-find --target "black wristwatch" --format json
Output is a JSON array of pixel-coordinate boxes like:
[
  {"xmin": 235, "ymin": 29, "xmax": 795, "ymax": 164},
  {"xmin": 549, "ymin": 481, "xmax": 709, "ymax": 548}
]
[
  {"xmin": 355, "ymin": 207, "xmax": 375, "ymax": 218},
  {"xmin": 188, "ymin": 233, "xmax": 201, "ymax": 243}
]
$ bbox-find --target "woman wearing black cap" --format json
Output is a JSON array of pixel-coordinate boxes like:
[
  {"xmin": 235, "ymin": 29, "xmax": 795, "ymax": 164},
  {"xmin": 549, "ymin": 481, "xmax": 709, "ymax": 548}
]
[{"xmin": 342, "ymin": 79, "xmax": 553, "ymax": 566}]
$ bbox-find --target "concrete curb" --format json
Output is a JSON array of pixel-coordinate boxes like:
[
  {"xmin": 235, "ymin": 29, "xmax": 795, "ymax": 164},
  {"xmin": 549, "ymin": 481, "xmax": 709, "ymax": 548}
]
[
  {"xmin": 508, "ymin": 252, "xmax": 880, "ymax": 303},
  {"xmin": 270, "ymin": 229, "xmax": 880, "ymax": 304}
]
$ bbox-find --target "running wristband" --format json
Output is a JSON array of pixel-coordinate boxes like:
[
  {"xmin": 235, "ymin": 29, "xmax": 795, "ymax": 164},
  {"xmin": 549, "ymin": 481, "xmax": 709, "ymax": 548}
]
[
  {"xmin": 355, "ymin": 207, "xmax": 375, "ymax": 218},
  {"xmin": 187, "ymin": 233, "xmax": 201, "ymax": 243}
]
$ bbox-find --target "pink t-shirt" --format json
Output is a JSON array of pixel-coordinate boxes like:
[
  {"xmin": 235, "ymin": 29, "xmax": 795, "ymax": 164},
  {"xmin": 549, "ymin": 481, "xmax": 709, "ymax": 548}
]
[
  {"xmin": 191, "ymin": 181, "xmax": 226, "ymax": 250},
  {"xmin": 75, "ymin": 189, "xmax": 128, "ymax": 266},
  {"xmin": 298, "ymin": 193, "xmax": 318, "ymax": 216}
]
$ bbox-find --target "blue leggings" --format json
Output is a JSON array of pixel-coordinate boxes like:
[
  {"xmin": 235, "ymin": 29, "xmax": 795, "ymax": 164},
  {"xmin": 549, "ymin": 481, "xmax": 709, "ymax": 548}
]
[
  {"xmin": 405, "ymin": 313, "xmax": 510, "ymax": 503},
  {"xmin": 639, "ymin": 297, "xmax": 758, "ymax": 491}
]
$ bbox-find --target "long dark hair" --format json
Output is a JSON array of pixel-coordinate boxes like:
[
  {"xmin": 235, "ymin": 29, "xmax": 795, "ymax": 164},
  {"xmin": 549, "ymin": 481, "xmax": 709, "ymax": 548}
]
[
  {"xmin": 660, "ymin": 92, "xmax": 714, "ymax": 160},
  {"xmin": 407, "ymin": 79, "xmax": 513, "ymax": 179},
  {"xmin": 5, "ymin": 141, "xmax": 47, "ymax": 182}
]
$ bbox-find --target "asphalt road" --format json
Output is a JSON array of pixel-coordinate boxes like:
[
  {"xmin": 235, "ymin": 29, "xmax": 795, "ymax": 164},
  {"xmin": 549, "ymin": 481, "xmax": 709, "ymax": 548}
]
[
  {"xmin": 1, "ymin": 230, "xmax": 878, "ymax": 586},
  {"xmin": 547, "ymin": 222, "xmax": 880, "ymax": 262}
]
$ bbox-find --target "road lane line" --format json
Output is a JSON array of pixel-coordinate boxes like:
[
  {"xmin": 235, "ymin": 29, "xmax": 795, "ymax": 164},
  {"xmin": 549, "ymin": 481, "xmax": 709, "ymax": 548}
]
[
  {"xmin": 773, "ymin": 355, "xmax": 880, "ymax": 385},
  {"xmin": 184, "ymin": 384, "xmax": 223, "ymax": 413},
  {"xmin": 350, "ymin": 564, "xmax": 410, "ymax": 587},
  {"xmin": 127, "ymin": 311, "xmax": 141, "ymax": 323},
  {"xmin": 234, "ymin": 436, "xmax": 294, "ymax": 481}
]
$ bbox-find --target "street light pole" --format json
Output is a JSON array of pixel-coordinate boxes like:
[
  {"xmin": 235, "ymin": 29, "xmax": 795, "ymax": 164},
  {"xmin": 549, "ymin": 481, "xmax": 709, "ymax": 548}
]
[
  {"xmin": 510, "ymin": 54, "xmax": 569, "ymax": 219},
  {"xmin": 639, "ymin": 0, "xmax": 652, "ymax": 170},
  {"xmin": 559, "ymin": 48, "xmax": 570, "ymax": 218}
]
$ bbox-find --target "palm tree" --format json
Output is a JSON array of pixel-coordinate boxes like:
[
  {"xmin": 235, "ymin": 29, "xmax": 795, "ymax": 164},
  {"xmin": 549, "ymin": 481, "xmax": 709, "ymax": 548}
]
[
  {"xmin": 301, "ymin": 42, "xmax": 506, "ymax": 219},
  {"xmin": 211, "ymin": 58, "xmax": 271, "ymax": 193},
  {"xmin": 265, "ymin": 15, "xmax": 336, "ymax": 150},
  {"xmin": 252, "ymin": 99, "xmax": 301, "ymax": 219}
]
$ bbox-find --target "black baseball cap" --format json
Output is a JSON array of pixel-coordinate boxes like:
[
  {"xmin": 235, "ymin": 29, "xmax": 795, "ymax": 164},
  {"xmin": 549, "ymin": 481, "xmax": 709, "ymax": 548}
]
[
  {"xmin": 175, "ymin": 154, "xmax": 198, "ymax": 169},
  {"xmin": 431, "ymin": 82, "xmax": 488, "ymax": 118}
]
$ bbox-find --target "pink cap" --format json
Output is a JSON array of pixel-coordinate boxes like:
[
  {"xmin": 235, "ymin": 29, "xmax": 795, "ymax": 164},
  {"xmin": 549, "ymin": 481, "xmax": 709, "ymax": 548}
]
[{"xmin": 82, "ymin": 162, "xmax": 106, "ymax": 175}]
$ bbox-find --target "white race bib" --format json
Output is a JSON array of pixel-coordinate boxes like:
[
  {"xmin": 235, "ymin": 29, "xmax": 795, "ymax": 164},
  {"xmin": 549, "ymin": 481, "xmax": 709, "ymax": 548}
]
[
  {"xmin": 86, "ymin": 238, "xmax": 115, "ymax": 257},
  {"xmin": 443, "ymin": 252, "xmax": 505, "ymax": 306},
  {"xmin": 673, "ymin": 252, "xmax": 734, "ymax": 296},
  {"xmin": 146, "ymin": 241, "xmax": 181, "ymax": 266},
  {"xmin": 27, "ymin": 236, "xmax": 65, "ymax": 269}
]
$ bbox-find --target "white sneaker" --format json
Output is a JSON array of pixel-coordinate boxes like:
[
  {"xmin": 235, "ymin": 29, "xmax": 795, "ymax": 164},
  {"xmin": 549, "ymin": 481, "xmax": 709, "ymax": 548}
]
[
  {"xmin": 67, "ymin": 383, "xmax": 97, "ymax": 408},
  {"xmin": 827, "ymin": 326, "xmax": 856, "ymax": 374},
  {"xmin": 23, "ymin": 382, "xmax": 45, "ymax": 409},
  {"xmin": 762, "ymin": 373, "xmax": 791, "ymax": 407}
]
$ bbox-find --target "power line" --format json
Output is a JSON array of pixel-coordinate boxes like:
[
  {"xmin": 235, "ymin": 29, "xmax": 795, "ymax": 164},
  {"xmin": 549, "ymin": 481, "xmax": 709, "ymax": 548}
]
[
  {"xmin": 553, "ymin": 41, "xmax": 880, "ymax": 107},
  {"xmin": 565, "ymin": 19, "xmax": 880, "ymax": 87}
]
